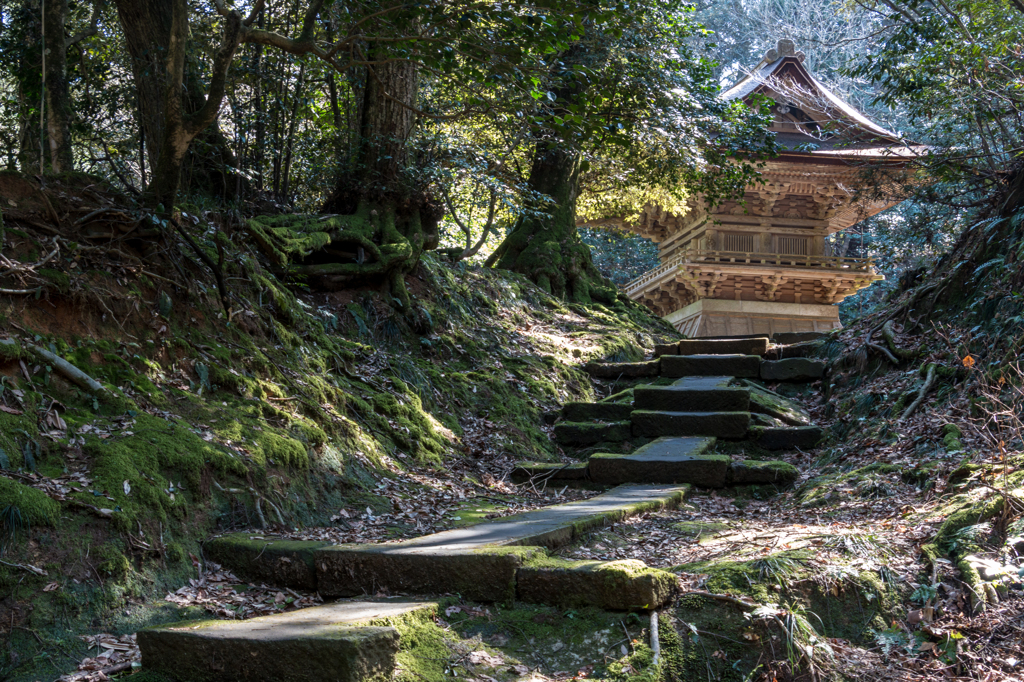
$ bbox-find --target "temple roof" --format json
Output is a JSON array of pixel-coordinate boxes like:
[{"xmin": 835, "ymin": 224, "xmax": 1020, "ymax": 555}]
[{"xmin": 722, "ymin": 39, "xmax": 912, "ymax": 156}]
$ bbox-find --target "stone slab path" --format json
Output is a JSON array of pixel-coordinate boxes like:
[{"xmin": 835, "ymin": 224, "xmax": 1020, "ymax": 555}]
[{"xmin": 140, "ymin": 335, "xmax": 825, "ymax": 681}]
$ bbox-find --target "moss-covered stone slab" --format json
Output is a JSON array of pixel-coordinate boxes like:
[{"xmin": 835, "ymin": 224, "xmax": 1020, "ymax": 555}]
[
  {"xmin": 742, "ymin": 381, "xmax": 812, "ymax": 426},
  {"xmin": 661, "ymin": 354, "xmax": 760, "ymax": 378},
  {"xmin": 589, "ymin": 437, "xmax": 725, "ymax": 486},
  {"xmin": 511, "ymin": 461, "xmax": 589, "ymax": 483},
  {"xmin": 204, "ymin": 534, "xmax": 330, "ymax": 590},
  {"xmin": 316, "ymin": 547, "xmax": 535, "ymax": 602},
  {"xmin": 771, "ymin": 340, "xmax": 823, "ymax": 359},
  {"xmin": 729, "ymin": 460, "xmax": 800, "ymax": 485},
  {"xmin": 138, "ymin": 600, "xmax": 434, "ymax": 682},
  {"xmin": 751, "ymin": 425, "xmax": 823, "ymax": 450},
  {"xmin": 517, "ymin": 559, "xmax": 677, "ymax": 610},
  {"xmin": 631, "ymin": 410, "xmax": 750, "ymax": 439},
  {"xmin": 634, "ymin": 376, "xmax": 749, "ymax": 412},
  {"xmin": 553, "ymin": 420, "xmax": 631, "ymax": 445},
  {"xmin": 772, "ymin": 331, "xmax": 825, "ymax": 344},
  {"xmin": 759, "ymin": 358, "xmax": 825, "ymax": 382},
  {"xmin": 583, "ymin": 360, "xmax": 660, "ymax": 378},
  {"xmin": 561, "ymin": 402, "xmax": 634, "ymax": 422},
  {"xmin": 314, "ymin": 484, "xmax": 689, "ymax": 599},
  {"xmin": 678, "ymin": 338, "xmax": 768, "ymax": 356},
  {"xmin": 654, "ymin": 343, "xmax": 679, "ymax": 357}
]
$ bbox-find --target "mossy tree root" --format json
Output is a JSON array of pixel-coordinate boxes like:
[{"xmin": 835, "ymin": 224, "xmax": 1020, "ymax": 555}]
[
  {"xmin": 882, "ymin": 320, "xmax": 920, "ymax": 360},
  {"xmin": 899, "ymin": 363, "xmax": 937, "ymax": 421},
  {"xmin": 245, "ymin": 200, "xmax": 439, "ymax": 331}
]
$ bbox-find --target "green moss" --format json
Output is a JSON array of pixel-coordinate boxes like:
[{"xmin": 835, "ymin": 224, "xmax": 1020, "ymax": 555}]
[
  {"xmin": 672, "ymin": 520, "xmax": 731, "ymax": 541},
  {"xmin": 0, "ymin": 477, "xmax": 59, "ymax": 525},
  {"xmin": 81, "ymin": 413, "xmax": 245, "ymax": 530},
  {"xmin": 942, "ymin": 423, "xmax": 963, "ymax": 452},
  {"xmin": 37, "ymin": 268, "xmax": 70, "ymax": 292}
]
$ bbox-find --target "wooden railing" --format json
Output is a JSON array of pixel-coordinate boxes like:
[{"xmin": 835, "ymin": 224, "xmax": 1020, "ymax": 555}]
[{"xmin": 623, "ymin": 250, "xmax": 876, "ymax": 296}]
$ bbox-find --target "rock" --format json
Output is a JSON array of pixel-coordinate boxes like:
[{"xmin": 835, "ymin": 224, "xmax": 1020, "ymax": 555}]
[
  {"xmin": 678, "ymin": 338, "xmax": 769, "ymax": 356},
  {"xmin": 584, "ymin": 360, "xmax": 660, "ymax": 378},
  {"xmin": 759, "ymin": 358, "xmax": 825, "ymax": 382},
  {"xmin": 516, "ymin": 559, "xmax": 677, "ymax": 610},
  {"xmin": 561, "ymin": 402, "xmax": 634, "ymax": 422},
  {"xmin": 661, "ymin": 354, "xmax": 761, "ymax": 378},
  {"xmin": 588, "ymin": 437, "xmax": 723, "ymax": 486},
  {"xmin": 138, "ymin": 600, "xmax": 434, "ymax": 682},
  {"xmin": 751, "ymin": 425, "xmax": 823, "ymax": 450},
  {"xmin": 654, "ymin": 343, "xmax": 679, "ymax": 357},
  {"xmin": 631, "ymin": 410, "xmax": 750, "ymax": 439},
  {"xmin": 729, "ymin": 460, "xmax": 800, "ymax": 485},
  {"xmin": 553, "ymin": 421, "xmax": 631, "ymax": 446}
]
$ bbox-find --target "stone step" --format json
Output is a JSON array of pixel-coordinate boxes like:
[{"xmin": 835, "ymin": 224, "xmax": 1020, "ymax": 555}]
[
  {"xmin": 583, "ymin": 359, "xmax": 659, "ymax": 378},
  {"xmin": 759, "ymin": 358, "xmax": 825, "ymax": 382},
  {"xmin": 589, "ymin": 437, "xmax": 724, "ymax": 486},
  {"xmin": 553, "ymin": 420, "xmax": 631, "ymax": 446},
  {"xmin": 661, "ymin": 354, "xmax": 760, "ymax": 378},
  {"xmin": 207, "ymin": 484, "xmax": 688, "ymax": 605},
  {"xmin": 677, "ymin": 337, "xmax": 769, "ymax": 356},
  {"xmin": 634, "ymin": 376, "xmax": 749, "ymax": 412},
  {"xmin": 750, "ymin": 425, "xmax": 824, "ymax": 450},
  {"xmin": 631, "ymin": 410, "xmax": 750, "ymax": 438},
  {"xmin": 138, "ymin": 599, "xmax": 434, "ymax": 682},
  {"xmin": 561, "ymin": 401, "xmax": 634, "ymax": 422}
]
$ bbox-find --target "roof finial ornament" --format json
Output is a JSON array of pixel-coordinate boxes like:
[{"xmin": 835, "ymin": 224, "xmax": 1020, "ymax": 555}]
[{"xmin": 765, "ymin": 39, "xmax": 806, "ymax": 63}]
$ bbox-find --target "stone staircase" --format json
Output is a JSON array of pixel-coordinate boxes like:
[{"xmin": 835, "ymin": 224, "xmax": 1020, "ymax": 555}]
[{"xmin": 137, "ymin": 334, "xmax": 827, "ymax": 681}]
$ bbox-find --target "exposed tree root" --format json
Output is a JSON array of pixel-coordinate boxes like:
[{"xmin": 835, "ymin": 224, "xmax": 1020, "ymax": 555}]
[{"xmin": 900, "ymin": 363, "xmax": 937, "ymax": 421}]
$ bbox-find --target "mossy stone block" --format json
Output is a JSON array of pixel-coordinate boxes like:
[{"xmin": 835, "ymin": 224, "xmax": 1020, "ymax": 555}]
[
  {"xmin": 634, "ymin": 384, "xmax": 749, "ymax": 412},
  {"xmin": 561, "ymin": 402, "xmax": 634, "ymax": 422},
  {"xmin": 654, "ymin": 343, "xmax": 679, "ymax": 357},
  {"xmin": 583, "ymin": 360, "xmax": 660, "ymax": 379},
  {"xmin": 204, "ymin": 534, "xmax": 329, "ymax": 590},
  {"xmin": 759, "ymin": 358, "xmax": 825, "ymax": 382},
  {"xmin": 138, "ymin": 600, "xmax": 433, "ymax": 682},
  {"xmin": 728, "ymin": 460, "xmax": 800, "ymax": 485},
  {"xmin": 316, "ymin": 547, "xmax": 537, "ymax": 602},
  {"xmin": 743, "ymin": 381, "xmax": 811, "ymax": 426},
  {"xmin": 517, "ymin": 559, "xmax": 676, "ymax": 610},
  {"xmin": 510, "ymin": 462, "xmax": 589, "ymax": 483},
  {"xmin": 661, "ymin": 355, "xmax": 760, "ymax": 378},
  {"xmin": 589, "ymin": 437, "xmax": 725, "ymax": 486},
  {"xmin": 553, "ymin": 421, "xmax": 631, "ymax": 446},
  {"xmin": 678, "ymin": 338, "xmax": 768, "ymax": 356},
  {"xmin": 631, "ymin": 410, "xmax": 750, "ymax": 439},
  {"xmin": 751, "ymin": 426, "xmax": 823, "ymax": 451}
]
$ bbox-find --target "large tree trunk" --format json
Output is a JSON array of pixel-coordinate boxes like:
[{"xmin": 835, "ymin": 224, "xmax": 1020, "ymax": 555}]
[
  {"xmin": 113, "ymin": 0, "xmax": 244, "ymax": 209},
  {"xmin": 15, "ymin": 0, "xmax": 43, "ymax": 173},
  {"xmin": 42, "ymin": 0, "xmax": 73, "ymax": 173},
  {"xmin": 489, "ymin": 143, "xmax": 615, "ymax": 303},
  {"xmin": 488, "ymin": 41, "xmax": 616, "ymax": 305}
]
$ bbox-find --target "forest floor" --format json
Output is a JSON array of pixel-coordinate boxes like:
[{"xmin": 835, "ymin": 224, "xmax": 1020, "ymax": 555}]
[{"xmin": 1, "ymin": 173, "xmax": 1022, "ymax": 682}]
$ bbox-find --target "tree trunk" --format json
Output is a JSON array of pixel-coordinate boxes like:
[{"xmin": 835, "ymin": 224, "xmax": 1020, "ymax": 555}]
[
  {"xmin": 488, "ymin": 40, "xmax": 616, "ymax": 304},
  {"xmin": 358, "ymin": 59, "xmax": 416, "ymax": 192},
  {"xmin": 489, "ymin": 143, "xmax": 615, "ymax": 303},
  {"xmin": 43, "ymin": 0, "xmax": 73, "ymax": 173},
  {"xmin": 113, "ymin": 0, "xmax": 244, "ymax": 209},
  {"xmin": 15, "ymin": 0, "xmax": 43, "ymax": 173}
]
